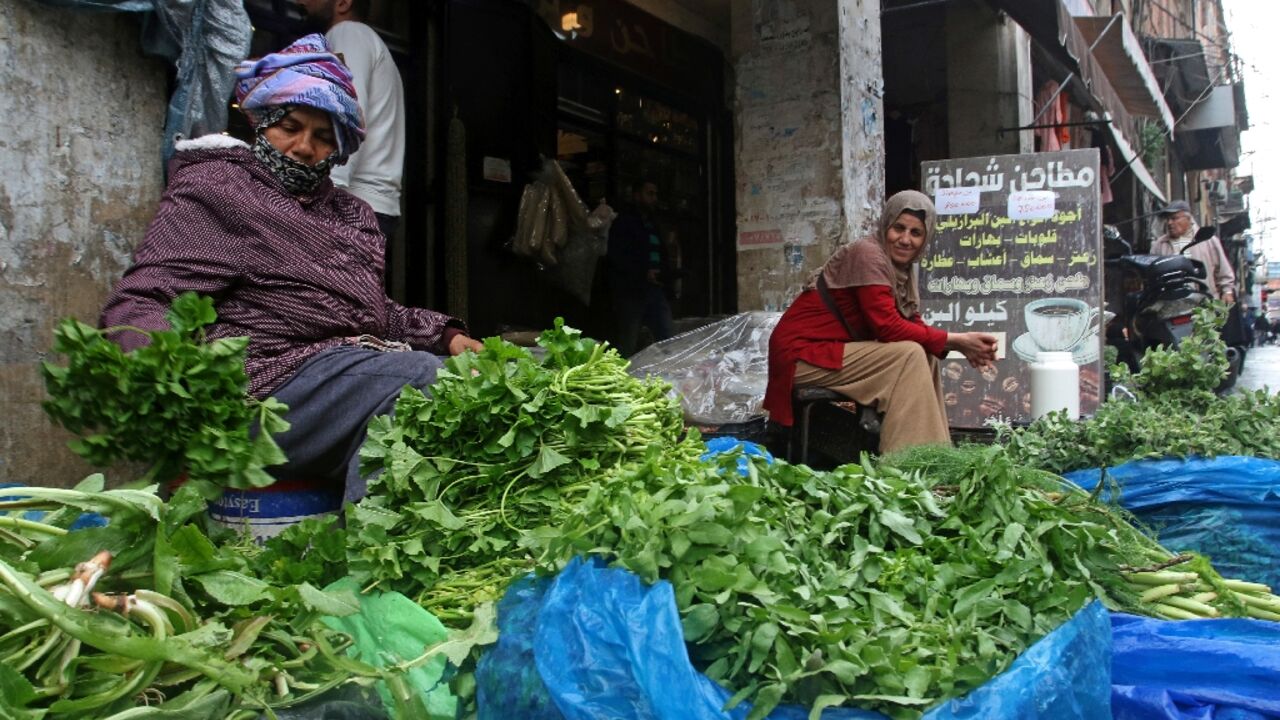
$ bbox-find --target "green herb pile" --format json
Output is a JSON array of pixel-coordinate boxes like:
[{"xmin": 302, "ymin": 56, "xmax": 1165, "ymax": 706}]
[
  {"xmin": 996, "ymin": 303, "xmax": 1280, "ymax": 474},
  {"xmin": 348, "ymin": 319, "xmax": 690, "ymax": 617},
  {"xmin": 886, "ymin": 446, "xmax": 1280, "ymax": 624},
  {"xmin": 0, "ymin": 478, "xmax": 415, "ymax": 720},
  {"xmin": 535, "ymin": 443, "xmax": 1280, "ymax": 719},
  {"xmin": 41, "ymin": 293, "xmax": 289, "ymax": 495},
  {"xmin": 26, "ymin": 297, "xmax": 1280, "ymax": 720}
]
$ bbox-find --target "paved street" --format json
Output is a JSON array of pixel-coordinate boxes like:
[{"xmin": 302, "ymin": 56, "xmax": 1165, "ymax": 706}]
[{"xmin": 1239, "ymin": 346, "xmax": 1280, "ymax": 394}]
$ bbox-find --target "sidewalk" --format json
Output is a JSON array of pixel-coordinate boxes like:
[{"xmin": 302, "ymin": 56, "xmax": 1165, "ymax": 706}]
[{"xmin": 1238, "ymin": 346, "xmax": 1280, "ymax": 394}]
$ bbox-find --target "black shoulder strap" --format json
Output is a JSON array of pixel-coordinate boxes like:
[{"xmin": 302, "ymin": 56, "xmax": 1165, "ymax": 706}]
[{"xmin": 816, "ymin": 275, "xmax": 861, "ymax": 341}]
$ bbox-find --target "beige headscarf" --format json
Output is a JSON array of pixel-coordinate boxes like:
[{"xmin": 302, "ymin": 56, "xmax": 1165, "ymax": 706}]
[{"xmin": 810, "ymin": 190, "xmax": 937, "ymax": 318}]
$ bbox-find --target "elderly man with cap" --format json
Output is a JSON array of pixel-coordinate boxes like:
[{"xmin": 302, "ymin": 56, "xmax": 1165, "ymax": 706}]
[
  {"xmin": 1151, "ymin": 199, "xmax": 1236, "ymax": 302},
  {"xmin": 100, "ymin": 34, "xmax": 482, "ymax": 502}
]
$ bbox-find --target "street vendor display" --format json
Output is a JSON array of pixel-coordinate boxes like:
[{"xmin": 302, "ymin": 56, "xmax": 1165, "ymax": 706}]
[{"xmin": 19, "ymin": 294, "xmax": 1280, "ymax": 718}]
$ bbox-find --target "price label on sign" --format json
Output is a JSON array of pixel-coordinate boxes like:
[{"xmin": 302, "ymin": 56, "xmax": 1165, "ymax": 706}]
[
  {"xmin": 934, "ymin": 187, "xmax": 982, "ymax": 215},
  {"xmin": 1008, "ymin": 191, "xmax": 1056, "ymax": 220}
]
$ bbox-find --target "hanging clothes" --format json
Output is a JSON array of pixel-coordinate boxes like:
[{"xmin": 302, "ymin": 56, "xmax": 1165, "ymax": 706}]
[
  {"xmin": 1034, "ymin": 80, "xmax": 1071, "ymax": 152},
  {"xmin": 1090, "ymin": 130, "xmax": 1115, "ymax": 205}
]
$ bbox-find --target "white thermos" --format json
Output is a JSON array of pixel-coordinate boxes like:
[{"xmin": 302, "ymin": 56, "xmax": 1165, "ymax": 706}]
[{"xmin": 1029, "ymin": 351, "xmax": 1079, "ymax": 420}]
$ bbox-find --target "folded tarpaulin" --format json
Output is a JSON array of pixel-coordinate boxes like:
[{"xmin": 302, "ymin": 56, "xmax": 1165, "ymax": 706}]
[
  {"xmin": 1110, "ymin": 612, "xmax": 1280, "ymax": 720},
  {"xmin": 476, "ymin": 556, "xmax": 1112, "ymax": 720},
  {"xmin": 1064, "ymin": 457, "xmax": 1280, "ymax": 588}
]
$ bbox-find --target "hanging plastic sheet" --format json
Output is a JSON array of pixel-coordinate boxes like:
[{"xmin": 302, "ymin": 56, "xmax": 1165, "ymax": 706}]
[
  {"xmin": 628, "ymin": 312, "xmax": 780, "ymax": 426},
  {"xmin": 28, "ymin": 0, "xmax": 251, "ymax": 162},
  {"xmin": 1109, "ymin": 612, "xmax": 1280, "ymax": 720},
  {"xmin": 1064, "ymin": 457, "xmax": 1280, "ymax": 588},
  {"xmin": 477, "ymin": 557, "xmax": 1112, "ymax": 720}
]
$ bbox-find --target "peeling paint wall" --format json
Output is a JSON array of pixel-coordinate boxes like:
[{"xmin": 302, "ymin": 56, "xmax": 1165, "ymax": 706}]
[
  {"xmin": 1, "ymin": 1, "xmax": 167, "ymax": 485},
  {"xmin": 731, "ymin": 0, "xmax": 884, "ymax": 311}
]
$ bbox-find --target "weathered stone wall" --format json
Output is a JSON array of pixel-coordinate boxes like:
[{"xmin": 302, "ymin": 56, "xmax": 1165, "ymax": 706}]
[
  {"xmin": 731, "ymin": 0, "xmax": 884, "ymax": 311},
  {"xmin": 0, "ymin": 1, "xmax": 167, "ymax": 486}
]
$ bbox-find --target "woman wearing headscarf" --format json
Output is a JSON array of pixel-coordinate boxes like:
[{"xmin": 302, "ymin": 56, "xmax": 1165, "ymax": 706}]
[
  {"xmin": 764, "ymin": 190, "xmax": 998, "ymax": 454},
  {"xmin": 100, "ymin": 34, "xmax": 482, "ymax": 502}
]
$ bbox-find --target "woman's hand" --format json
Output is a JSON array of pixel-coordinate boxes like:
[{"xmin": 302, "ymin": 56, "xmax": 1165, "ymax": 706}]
[
  {"xmin": 448, "ymin": 334, "xmax": 485, "ymax": 356},
  {"xmin": 945, "ymin": 332, "xmax": 999, "ymax": 369}
]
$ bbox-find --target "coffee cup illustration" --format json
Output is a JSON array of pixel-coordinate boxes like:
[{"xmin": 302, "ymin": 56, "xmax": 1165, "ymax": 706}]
[{"xmin": 1024, "ymin": 297, "xmax": 1098, "ymax": 351}]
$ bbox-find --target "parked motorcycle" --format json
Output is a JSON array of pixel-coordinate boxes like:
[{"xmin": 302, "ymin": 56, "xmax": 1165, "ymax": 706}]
[{"xmin": 1102, "ymin": 224, "xmax": 1244, "ymax": 392}]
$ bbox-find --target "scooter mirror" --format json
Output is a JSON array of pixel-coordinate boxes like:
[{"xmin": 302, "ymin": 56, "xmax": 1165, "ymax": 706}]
[{"xmin": 1181, "ymin": 225, "xmax": 1218, "ymax": 254}]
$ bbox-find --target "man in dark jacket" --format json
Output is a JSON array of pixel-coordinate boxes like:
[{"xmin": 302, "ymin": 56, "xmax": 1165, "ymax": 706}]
[{"xmin": 607, "ymin": 180, "xmax": 674, "ymax": 355}]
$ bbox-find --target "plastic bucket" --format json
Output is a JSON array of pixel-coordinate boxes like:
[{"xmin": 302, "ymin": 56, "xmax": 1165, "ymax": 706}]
[{"xmin": 206, "ymin": 478, "xmax": 342, "ymax": 542}]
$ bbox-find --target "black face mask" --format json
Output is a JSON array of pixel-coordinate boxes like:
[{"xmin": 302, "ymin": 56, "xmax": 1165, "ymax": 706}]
[{"xmin": 252, "ymin": 133, "xmax": 335, "ymax": 195}]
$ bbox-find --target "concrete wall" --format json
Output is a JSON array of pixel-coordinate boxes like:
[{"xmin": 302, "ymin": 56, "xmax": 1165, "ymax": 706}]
[
  {"xmin": 0, "ymin": 1, "xmax": 167, "ymax": 486},
  {"xmin": 731, "ymin": 0, "xmax": 884, "ymax": 311},
  {"xmin": 945, "ymin": 3, "xmax": 1033, "ymax": 157}
]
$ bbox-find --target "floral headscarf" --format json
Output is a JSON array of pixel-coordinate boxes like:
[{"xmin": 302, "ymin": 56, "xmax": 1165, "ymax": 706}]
[{"xmin": 233, "ymin": 33, "xmax": 365, "ymax": 162}]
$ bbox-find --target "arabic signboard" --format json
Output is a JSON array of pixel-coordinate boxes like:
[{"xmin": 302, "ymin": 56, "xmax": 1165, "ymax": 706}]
[{"xmin": 920, "ymin": 149, "xmax": 1103, "ymax": 428}]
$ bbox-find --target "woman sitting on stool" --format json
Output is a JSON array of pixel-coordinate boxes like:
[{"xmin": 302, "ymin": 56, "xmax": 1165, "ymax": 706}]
[{"xmin": 764, "ymin": 190, "xmax": 998, "ymax": 454}]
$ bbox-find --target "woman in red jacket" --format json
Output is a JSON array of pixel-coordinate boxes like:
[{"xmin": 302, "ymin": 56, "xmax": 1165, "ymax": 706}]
[{"xmin": 763, "ymin": 190, "xmax": 998, "ymax": 453}]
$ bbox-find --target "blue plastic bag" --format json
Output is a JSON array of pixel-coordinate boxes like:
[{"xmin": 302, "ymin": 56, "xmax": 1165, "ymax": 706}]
[
  {"xmin": 1109, "ymin": 612, "xmax": 1280, "ymax": 720},
  {"xmin": 1063, "ymin": 457, "xmax": 1280, "ymax": 588},
  {"xmin": 701, "ymin": 436, "xmax": 774, "ymax": 476},
  {"xmin": 477, "ymin": 557, "xmax": 1112, "ymax": 720},
  {"xmin": 0, "ymin": 483, "xmax": 108, "ymax": 530}
]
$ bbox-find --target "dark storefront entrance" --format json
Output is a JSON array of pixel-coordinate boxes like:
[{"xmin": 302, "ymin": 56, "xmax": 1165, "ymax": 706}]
[
  {"xmin": 244, "ymin": 0, "xmax": 732, "ymax": 345},
  {"xmin": 449, "ymin": 0, "xmax": 734, "ymax": 342}
]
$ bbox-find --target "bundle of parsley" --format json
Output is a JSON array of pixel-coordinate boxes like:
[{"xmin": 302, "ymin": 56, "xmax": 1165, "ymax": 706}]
[
  {"xmin": 41, "ymin": 293, "xmax": 289, "ymax": 496},
  {"xmin": 348, "ymin": 319, "xmax": 691, "ymax": 616},
  {"xmin": 536, "ymin": 442, "xmax": 1279, "ymax": 719}
]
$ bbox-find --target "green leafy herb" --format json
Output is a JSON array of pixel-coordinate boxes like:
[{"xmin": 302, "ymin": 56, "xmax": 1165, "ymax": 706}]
[
  {"xmin": 41, "ymin": 293, "xmax": 290, "ymax": 494},
  {"xmin": 996, "ymin": 303, "xmax": 1280, "ymax": 473},
  {"xmin": 348, "ymin": 319, "xmax": 689, "ymax": 619}
]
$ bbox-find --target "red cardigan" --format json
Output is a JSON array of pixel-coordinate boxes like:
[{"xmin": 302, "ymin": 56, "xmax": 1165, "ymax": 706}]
[{"xmin": 763, "ymin": 284, "xmax": 947, "ymax": 426}]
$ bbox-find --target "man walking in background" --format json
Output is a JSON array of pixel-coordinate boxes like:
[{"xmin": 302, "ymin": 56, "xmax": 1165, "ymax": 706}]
[
  {"xmin": 607, "ymin": 180, "xmax": 676, "ymax": 356},
  {"xmin": 298, "ymin": 0, "xmax": 405, "ymax": 242}
]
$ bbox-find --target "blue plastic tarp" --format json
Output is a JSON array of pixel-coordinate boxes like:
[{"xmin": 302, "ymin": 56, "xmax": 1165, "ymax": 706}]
[
  {"xmin": 1110, "ymin": 613, "xmax": 1280, "ymax": 720},
  {"xmin": 477, "ymin": 557, "xmax": 1112, "ymax": 720},
  {"xmin": 1064, "ymin": 457, "xmax": 1280, "ymax": 588}
]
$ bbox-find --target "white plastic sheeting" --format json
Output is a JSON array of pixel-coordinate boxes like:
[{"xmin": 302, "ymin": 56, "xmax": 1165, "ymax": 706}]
[{"xmin": 628, "ymin": 312, "xmax": 780, "ymax": 426}]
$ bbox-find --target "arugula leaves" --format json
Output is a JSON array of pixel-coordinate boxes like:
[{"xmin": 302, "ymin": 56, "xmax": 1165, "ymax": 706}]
[
  {"xmin": 535, "ymin": 445, "xmax": 1144, "ymax": 720},
  {"xmin": 42, "ymin": 293, "xmax": 290, "ymax": 494}
]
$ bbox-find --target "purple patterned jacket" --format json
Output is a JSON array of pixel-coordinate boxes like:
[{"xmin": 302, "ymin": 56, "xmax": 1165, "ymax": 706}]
[{"xmin": 101, "ymin": 136, "xmax": 464, "ymax": 398}]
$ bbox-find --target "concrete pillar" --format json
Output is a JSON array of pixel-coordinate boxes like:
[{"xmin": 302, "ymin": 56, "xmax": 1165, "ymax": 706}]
[
  {"xmin": 945, "ymin": 1, "xmax": 1034, "ymax": 156},
  {"xmin": 731, "ymin": 0, "xmax": 884, "ymax": 311}
]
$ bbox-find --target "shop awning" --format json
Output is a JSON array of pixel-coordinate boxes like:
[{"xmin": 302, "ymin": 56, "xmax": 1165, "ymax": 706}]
[
  {"xmin": 986, "ymin": 0, "xmax": 1140, "ymax": 143},
  {"xmin": 1073, "ymin": 15, "xmax": 1175, "ymax": 133},
  {"xmin": 986, "ymin": 0, "xmax": 1119, "ymax": 114},
  {"xmin": 986, "ymin": 0, "xmax": 1167, "ymax": 199},
  {"xmin": 1104, "ymin": 115, "xmax": 1165, "ymax": 203}
]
